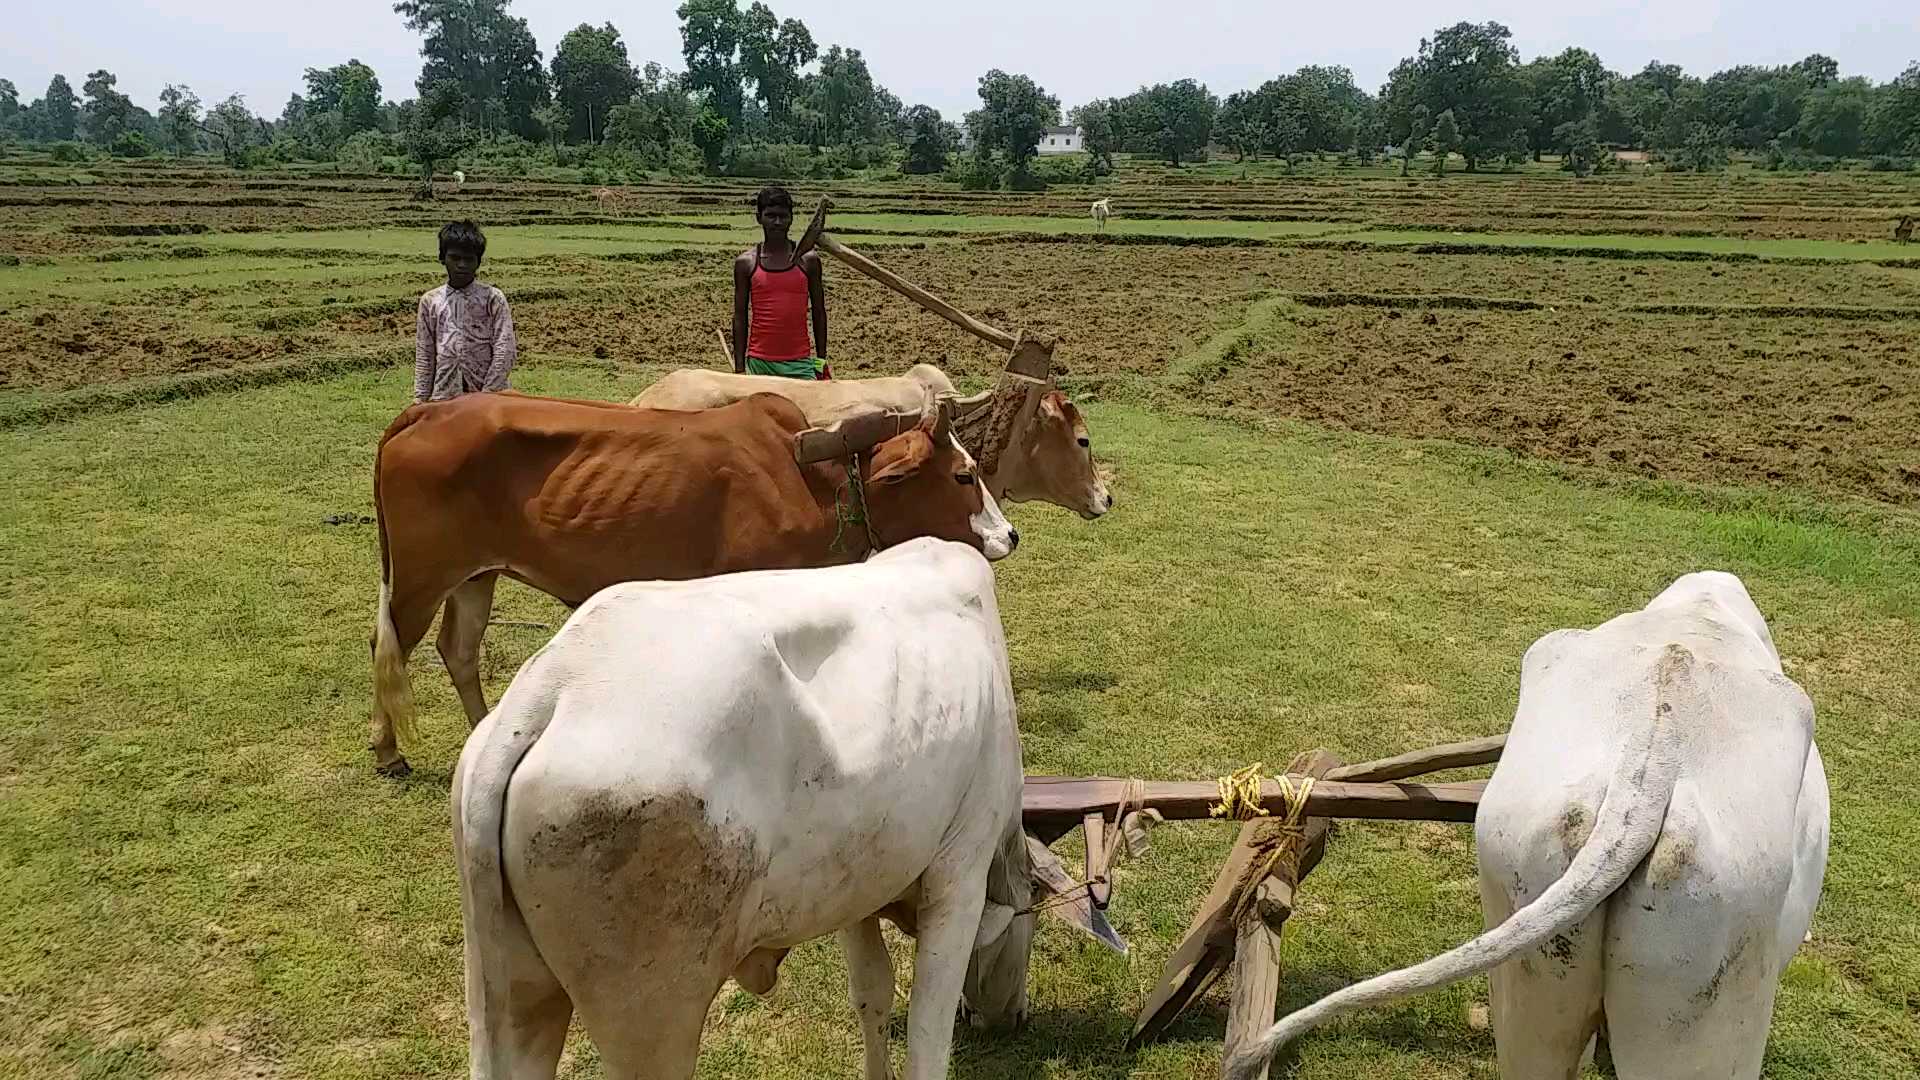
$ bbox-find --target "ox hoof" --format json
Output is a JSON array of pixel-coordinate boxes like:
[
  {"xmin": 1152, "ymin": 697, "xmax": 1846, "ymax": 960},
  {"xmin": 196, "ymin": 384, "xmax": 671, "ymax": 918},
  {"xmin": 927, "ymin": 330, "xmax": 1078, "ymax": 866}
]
[{"xmin": 375, "ymin": 756, "xmax": 413, "ymax": 778}]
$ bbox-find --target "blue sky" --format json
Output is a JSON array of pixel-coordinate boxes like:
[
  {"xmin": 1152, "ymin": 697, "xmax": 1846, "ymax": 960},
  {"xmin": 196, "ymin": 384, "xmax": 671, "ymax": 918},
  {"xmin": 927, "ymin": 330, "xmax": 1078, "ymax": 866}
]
[{"xmin": 5, "ymin": 0, "xmax": 1916, "ymax": 121}]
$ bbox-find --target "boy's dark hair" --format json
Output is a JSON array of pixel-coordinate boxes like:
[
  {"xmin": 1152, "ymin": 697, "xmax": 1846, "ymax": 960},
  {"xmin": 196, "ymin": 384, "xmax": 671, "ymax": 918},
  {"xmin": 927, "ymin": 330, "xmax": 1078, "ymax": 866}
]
[
  {"xmin": 438, "ymin": 220, "xmax": 486, "ymax": 259},
  {"xmin": 753, "ymin": 185, "xmax": 794, "ymax": 214}
]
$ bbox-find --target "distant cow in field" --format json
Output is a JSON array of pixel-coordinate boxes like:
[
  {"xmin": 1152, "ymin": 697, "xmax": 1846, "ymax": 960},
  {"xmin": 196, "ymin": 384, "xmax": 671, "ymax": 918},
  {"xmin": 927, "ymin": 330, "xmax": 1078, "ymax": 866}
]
[
  {"xmin": 1897, "ymin": 216, "xmax": 1914, "ymax": 244},
  {"xmin": 1227, "ymin": 571, "xmax": 1829, "ymax": 1080},
  {"xmin": 593, "ymin": 187, "xmax": 627, "ymax": 214},
  {"xmin": 1091, "ymin": 198, "xmax": 1112, "ymax": 232}
]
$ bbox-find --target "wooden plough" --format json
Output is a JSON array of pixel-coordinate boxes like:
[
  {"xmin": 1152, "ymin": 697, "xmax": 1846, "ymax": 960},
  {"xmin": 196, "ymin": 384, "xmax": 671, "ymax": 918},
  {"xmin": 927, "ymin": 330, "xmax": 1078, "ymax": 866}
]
[
  {"xmin": 791, "ymin": 197, "xmax": 1059, "ymax": 468},
  {"xmin": 1019, "ymin": 734, "xmax": 1506, "ymax": 1078}
]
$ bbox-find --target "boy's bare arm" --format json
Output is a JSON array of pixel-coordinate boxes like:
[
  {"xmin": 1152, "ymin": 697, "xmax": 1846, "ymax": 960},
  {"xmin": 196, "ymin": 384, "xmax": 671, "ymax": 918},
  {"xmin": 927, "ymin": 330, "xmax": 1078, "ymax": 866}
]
[
  {"xmin": 414, "ymin": 294, "xmax": 436, "ymax": 402},
  {"xmin": 485, "ymin": 293, "xmax": 517, "ymax": 391},
  {"xmin": 731, "ymin": 254, "xmax": 752, "ymax": 372}
]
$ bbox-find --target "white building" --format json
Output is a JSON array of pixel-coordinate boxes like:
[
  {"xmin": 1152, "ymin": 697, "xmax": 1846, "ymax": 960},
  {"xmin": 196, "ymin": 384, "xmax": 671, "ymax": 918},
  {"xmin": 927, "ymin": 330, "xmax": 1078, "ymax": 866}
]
[{"xmin": 1037, "ymin": 125, "xmax": 1083, "ymax": 154}]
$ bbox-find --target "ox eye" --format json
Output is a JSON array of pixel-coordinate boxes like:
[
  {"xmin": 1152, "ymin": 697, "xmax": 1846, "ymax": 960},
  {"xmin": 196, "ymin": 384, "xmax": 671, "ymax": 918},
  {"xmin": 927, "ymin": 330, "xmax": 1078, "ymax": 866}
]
[
  {"xmin": 956, "ymin": 473, "xmax": 975, "ymax": 485},
  {"xmin": 1077, "ymin": 437, "xmax": 1090, "ymax": 448}
]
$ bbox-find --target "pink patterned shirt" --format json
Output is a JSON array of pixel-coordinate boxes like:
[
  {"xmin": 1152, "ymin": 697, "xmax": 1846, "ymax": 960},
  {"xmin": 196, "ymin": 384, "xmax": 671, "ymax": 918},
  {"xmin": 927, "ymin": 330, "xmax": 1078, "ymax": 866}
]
[{"xmin": 414, "ymin": 281, "xmax": 517, "ymax": 402}]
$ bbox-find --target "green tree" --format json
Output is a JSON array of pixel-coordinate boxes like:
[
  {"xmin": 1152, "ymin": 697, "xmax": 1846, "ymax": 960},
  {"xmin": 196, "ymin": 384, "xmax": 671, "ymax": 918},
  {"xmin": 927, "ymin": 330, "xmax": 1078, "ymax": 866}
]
[
  {"xmin": 1213, "ymin": 90, "xmax": 1259, "ymax": 161},
  {"xmin": 1791, "ymin": 77, "xmax": 1872, "ymax": 157},
  {"xmin": 1400, "ymin": 103, "xmax": 1430, "ymax": 176},
  {"xmin": 403, "ymin": 79, "xmax": 474, "ymax": 184},
  {"xmin": 0, "ymin": 80, "xmax": 18, "ymax": 139},
  {"xmin": 1523, "ymin": 47, "xmax": 1613, "ymax": 160},
  {"xmin": 1555, "ymin": 117, "xmax": 1606, "ymax": 176},
  {"xmin": 199, "ymin": 94, "xmax": 262, "ymax": 165},
  {"xmin": 1865, "ymin": 62, "xmax": 1920, "ymax": 155},
  {"xmin": 43, "ymin": 74, "xmax": 78, "ymax": 141},
  {"xmin": 807, "ymin": 45, "xmax": 882, "ymax": 148},
  {"xmin": 551, "ymin": 23, "xmax": 638, "ymax": 141},
  {"xmin": 1608, "ymin": 61, "xmax": 1704, "ymax": 148},
  {"xmin": 737, "ymin": 2, "xmax": 815, "ymax": 136},
  {"xmin": 157, "ymin": 85, "xmax": 201, "ymax": 156},
  {"xmin": 902, "ymin": 104, "xmax": 950, "ymax": 173},
  {"xmin": 81, "ymin": 70, "xmax": 134, "ymax": 146},
  {"xmin": 304, "ymin": 60, "xmax": 383, "ymax": 135},
  {"xmin": 968, "ymin": 69, "xmax": 1059, "ymax": 180},
  {"xmin": 1068, "ymin": 100, "xmax": 1117, "ymax": 170},
  {"xmin": 677, "ymin": 0, "xmax": 746, "ymax": 129},
  {"xmin": 393, "ymin": 0, "xmax": 548, "ymax": 138},
  {"xmin": 1430, "ymin": 107, "xmax": 1459, "ymax": 175},
  {"xmin": 1133, "ymin": 79, "xmax": 1215, "ymax": 165},
  {"xmin": 1383, "ymin": 21, "xmax": 1526, "ymax": 170}
]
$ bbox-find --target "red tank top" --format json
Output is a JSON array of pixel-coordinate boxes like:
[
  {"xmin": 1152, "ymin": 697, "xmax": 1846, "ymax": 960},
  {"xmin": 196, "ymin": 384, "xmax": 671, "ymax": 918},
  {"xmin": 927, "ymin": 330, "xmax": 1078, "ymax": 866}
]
[{"xmin": 747, "ymin": 245, "xmax": 812, "ymax": 361}]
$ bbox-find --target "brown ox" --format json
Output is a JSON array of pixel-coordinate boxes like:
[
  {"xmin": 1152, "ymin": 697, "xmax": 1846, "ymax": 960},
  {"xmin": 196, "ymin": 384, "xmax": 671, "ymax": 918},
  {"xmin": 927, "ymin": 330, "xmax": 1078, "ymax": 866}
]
[
  {"xmin": 629, "ymin": 363, "xmax": 1114, "ymax": 520},
  {"xmin": 369, "ymin": 390, "xmax": 1015, "ymax": 775}
]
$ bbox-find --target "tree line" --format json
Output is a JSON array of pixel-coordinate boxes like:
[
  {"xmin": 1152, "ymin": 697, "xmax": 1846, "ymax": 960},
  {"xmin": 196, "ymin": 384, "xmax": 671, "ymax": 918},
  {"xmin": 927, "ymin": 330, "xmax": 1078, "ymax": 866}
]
[{"xmin": 3, "ymin": 8, "xmax": 1917, "ymax": 182}]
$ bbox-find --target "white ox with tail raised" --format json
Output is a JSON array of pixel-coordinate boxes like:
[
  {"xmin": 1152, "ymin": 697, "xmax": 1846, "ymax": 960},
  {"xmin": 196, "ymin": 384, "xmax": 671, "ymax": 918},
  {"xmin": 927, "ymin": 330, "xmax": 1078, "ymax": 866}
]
[
  {"xmin": 453, "ymin": 538, "xmax": 1035, "ymax": 1080},
  {"xmin": 1228, "ymin": 571, "xmax": 1829, "ymax": 1080}
]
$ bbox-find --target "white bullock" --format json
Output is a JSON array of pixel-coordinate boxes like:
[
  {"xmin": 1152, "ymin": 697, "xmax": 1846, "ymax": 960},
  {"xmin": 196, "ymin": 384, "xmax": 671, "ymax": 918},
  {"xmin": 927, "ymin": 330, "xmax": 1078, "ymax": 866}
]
[
  {"xmin": 453, "ymin": 538, "xmax": 1034, "ymax": 1080},
  {"xmin": 1091, "ymin": 197, "xmax": 1111, "ymax": 232},
  {"xmin": 1229, "ymin": 571, "xmax": 1829, "ymax": 1080},
  {"xmin": 452, "ymin": 169, "xmax": 465, "ymax": 187}
]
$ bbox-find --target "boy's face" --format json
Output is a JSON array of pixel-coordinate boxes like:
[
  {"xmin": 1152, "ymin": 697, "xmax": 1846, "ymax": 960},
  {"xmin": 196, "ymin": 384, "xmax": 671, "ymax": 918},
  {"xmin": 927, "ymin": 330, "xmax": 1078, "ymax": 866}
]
[
  {"xmin": 757, "ymin": 203, "xmax": 793, "ymax": 240},
  {"xmin": 441, "ymin": 248, "xmax": 481, "ymax": 288}
]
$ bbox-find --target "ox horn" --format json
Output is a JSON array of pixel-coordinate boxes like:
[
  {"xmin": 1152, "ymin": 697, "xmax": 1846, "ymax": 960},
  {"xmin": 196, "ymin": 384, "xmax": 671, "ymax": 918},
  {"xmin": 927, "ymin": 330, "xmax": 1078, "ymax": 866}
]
[{"xmin": 793, "ymin": 405, "xmax": 920, "ymax": 464}]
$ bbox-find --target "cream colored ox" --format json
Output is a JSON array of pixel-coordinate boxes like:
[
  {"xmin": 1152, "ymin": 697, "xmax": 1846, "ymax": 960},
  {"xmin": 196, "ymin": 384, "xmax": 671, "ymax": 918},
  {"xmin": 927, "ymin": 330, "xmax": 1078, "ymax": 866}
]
[
  {"xmin": 453, "ymin": 539, "xmax": 1034, "ymax": 1079},
  {"xmin": 629, "ymin": 362, "xmax": 1115, "ymax": 520},
  {"xmin": 1228, "ymin": 572, "xmax": 1829, "ymax": 1080}
]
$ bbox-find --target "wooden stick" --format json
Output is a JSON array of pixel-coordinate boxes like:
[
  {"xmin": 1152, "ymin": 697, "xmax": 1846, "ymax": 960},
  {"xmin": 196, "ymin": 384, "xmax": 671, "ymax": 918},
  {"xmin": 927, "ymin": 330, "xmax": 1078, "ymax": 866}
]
[
  {"xmin": 1083, "ymin": 811, "xmax": 1112, "ymax": 910},
  {"xmin": 715, "ymin": 328, "xmax": 732, "ymax": 369},
  {"xmin": 1024, "ymin": 776, "xmax": 1482, "ymax": 835},
  {"xmin": 817, "ymin": 233, "xmax": 1020, "ymax": 352},
  {"xmin": 1221, "ymin": 749, "xmax": 1340, "ymax": 1077},
  {"xmin": 1327, "ymin": 734, "xmax": 1507, "ymax": 784}
]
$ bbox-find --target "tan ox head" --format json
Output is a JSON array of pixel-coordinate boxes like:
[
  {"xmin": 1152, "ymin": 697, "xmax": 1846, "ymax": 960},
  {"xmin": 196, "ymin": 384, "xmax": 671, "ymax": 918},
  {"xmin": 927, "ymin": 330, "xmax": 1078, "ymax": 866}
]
[
  {"xmin": 954, "ymin": 377, "xmax": 1113, "ymax": 521},
  {"xmin": 796, "ymin": 397, "xmax": 1019, "ymax": 560}
]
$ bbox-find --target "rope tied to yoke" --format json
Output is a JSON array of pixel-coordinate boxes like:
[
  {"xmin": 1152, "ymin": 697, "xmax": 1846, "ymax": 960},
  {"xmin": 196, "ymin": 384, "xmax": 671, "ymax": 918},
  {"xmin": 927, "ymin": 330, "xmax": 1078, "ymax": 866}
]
[
  {"xmin": 828, "ymin": 452, "xmax": 880, "ymax": 556},
  {"xmin": 1015, "ymin": 777, "xmax": 1158, "ymax": 917},
  {"xmin": 1208, "ymin": 762, "xmax": 1317, "ymax": 925}
]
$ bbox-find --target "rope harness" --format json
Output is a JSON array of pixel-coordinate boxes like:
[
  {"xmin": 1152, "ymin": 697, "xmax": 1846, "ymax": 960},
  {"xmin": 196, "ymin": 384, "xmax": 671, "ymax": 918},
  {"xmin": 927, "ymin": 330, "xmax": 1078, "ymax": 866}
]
[{"xmin": 828, "ymin": 452, "xmax": 880, "ymax": 556}]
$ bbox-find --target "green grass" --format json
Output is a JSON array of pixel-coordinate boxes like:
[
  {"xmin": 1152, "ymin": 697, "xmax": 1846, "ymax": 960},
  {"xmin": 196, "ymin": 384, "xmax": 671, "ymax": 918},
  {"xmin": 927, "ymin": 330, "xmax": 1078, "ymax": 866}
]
[{"xmin": 2, "ymin": 364, "xmax": 1914, "ymax": 1078}]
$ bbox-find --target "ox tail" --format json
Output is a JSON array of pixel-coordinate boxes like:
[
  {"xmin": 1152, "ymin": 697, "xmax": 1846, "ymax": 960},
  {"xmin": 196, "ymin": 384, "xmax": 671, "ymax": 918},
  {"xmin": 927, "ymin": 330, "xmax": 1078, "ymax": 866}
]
[
  {"xmin": 1224, "ymin": 643, "xmax": 1697, "ymax": 1080},
  {"xmin": 452, "ymin": 678, "xmax": 564, "ymax": 1075},
  {"xmin": 372, "ymin": 409, "xmax": 423, "ymax": 751}
]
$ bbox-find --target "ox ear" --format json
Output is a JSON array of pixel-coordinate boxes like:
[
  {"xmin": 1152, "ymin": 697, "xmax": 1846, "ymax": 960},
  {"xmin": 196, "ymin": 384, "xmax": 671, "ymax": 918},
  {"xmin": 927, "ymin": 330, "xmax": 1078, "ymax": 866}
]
[
  {"xmin": 867, "ymin": 429, "xmax": 934, "ymax": 485},
  {"xmin": 973, "ymin": 902, "xmax": 1017, "ymax": 953}
]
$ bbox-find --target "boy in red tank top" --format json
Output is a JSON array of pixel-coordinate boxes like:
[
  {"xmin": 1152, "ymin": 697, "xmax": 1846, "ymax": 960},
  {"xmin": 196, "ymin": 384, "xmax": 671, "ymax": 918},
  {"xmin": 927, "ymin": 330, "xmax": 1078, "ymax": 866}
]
[{"xmin": 732, "ymin": 185, "xmax": 830, "ymax": 379}]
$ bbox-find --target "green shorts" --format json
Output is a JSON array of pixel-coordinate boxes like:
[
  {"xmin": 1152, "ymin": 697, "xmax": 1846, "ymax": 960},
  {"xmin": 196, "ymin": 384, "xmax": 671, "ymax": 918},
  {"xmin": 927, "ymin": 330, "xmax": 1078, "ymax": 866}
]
[{"xmin": 746, "ymin": 356, "xmax": 830, "ymax": 379}]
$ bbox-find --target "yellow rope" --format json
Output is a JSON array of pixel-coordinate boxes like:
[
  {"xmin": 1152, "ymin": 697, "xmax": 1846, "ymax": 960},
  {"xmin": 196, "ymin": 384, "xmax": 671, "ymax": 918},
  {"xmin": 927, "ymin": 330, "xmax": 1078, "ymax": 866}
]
[
  {"xmin": 1210, "ymin": 762, "xmax": 1269, "ymax": 820},
  {"xmin": 1214, "ymin": 767, "xmax": 1318, "ymax": 926}
]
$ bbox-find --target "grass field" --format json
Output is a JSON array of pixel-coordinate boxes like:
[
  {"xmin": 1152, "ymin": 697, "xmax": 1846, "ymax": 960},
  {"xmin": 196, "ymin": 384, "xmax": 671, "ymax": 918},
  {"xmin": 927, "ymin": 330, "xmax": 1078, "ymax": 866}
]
[{"xmin": 2, "ymin": 157, "xmax": 1918, "ymax": 1079}]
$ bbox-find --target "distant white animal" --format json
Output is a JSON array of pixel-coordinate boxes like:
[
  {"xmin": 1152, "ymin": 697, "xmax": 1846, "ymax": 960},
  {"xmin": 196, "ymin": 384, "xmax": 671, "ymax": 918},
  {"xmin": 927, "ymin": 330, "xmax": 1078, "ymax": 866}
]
[
  {"xmin": 453, "ymin": 537, "xmax": 1036, "ymax": 1079},
  {"xmin": 1091, "ymin": 197, "xmax": 1111, "ymax": 232},
  {"xmin": 1228, "ymin": 571, "xmax": 1829, "ymax": 1080},
  {"xmin": 452, "ymin": 170, "xmax": 465, "ymax": 187}
]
